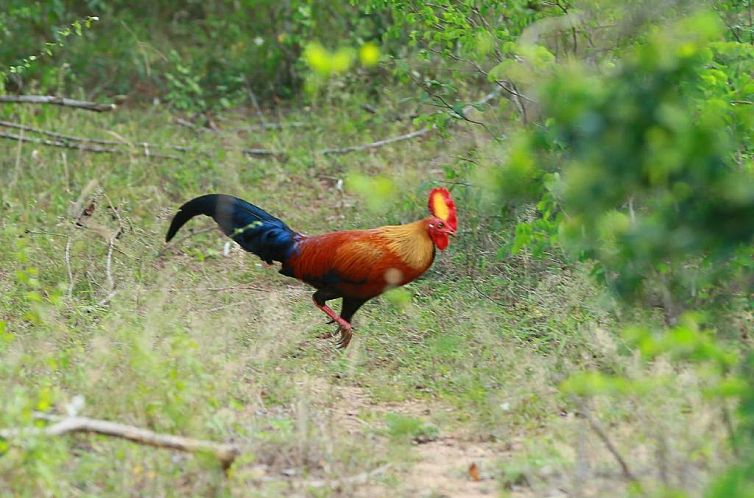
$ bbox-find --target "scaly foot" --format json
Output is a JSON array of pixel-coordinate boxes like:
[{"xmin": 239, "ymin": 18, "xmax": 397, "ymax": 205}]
[{"xmin": 336, "ymin": 323, "xmax": 353, "ymax": 349}]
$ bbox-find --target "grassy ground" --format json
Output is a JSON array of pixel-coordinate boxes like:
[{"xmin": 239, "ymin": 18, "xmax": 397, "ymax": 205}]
[{"xmin": 0, "ymin": 97, "xmax": 733, "ymax": 497}]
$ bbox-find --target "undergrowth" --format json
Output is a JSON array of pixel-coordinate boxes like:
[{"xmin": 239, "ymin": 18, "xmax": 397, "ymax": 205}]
[{"xmin": 0, "ymin": 94, "xmax": 738, "ymax": 497}]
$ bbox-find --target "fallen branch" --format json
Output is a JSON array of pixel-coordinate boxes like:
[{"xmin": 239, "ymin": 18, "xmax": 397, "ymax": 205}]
[
  {"xmin": 65, "ymin": 236, "xmax": 74, "ymax": 299},
  {"xmin": 0, "ymin": 120, "xmax": 200, "ymax": 155},
  {"xmin": 303, "ymin": 464, "xmax": 391, "ymax": 489},
  {"xmin": 174, "ymin": 117, "xmax": 215, "ymax": 132},
  {"xmin": 233, "ymin": 121, "xmax": 308, "ymax": 132},
  {"xmin": 579, "ymin": 407, "xmax": 639, "ymax": 484},
  {"xmin": 241, "ymin": 127, "xmax": 433, "ymax": 159},
  {"xmin": 0, "ymin": 94, "xmax": 116, "ymax": 112},
  {"xmin": 175, "ymin": 116, "xmax": 308, "ymax": 133},
  {"xmin": 101, "ymin": 192, "xmax": 125, "ymax": 300},
  {"xmin": 252, "ymin": 464, "xmax": 391, "ymax": 488},
  {"xmin": 0, "ymin": 130, "xmax": 181, "ymax": 160},
  {"xmin": 319, "ymin": 127, "xmax": 432, "ymax": 155},
  {"xmin": 2, "ymin": 89, "xmax": 497, "ymax": 161},
  {"xmin": 1, "ymin": 413, "xmax": 240, "ymax": 469},
  {"xmin": 242, "ymin": 147, "xmax": 285, "ymax": 158}
]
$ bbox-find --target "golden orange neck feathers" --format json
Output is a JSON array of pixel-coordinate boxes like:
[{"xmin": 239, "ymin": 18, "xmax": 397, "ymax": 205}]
[{"xmin": 376, "ymin": 218, "xmax": 435, "ymax": 271}]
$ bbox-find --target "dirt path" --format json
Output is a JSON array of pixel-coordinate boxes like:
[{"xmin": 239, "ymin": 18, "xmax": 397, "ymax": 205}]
[{"xmin": 324, "ymin": 383, "xmax": 502, "ymax": 497}]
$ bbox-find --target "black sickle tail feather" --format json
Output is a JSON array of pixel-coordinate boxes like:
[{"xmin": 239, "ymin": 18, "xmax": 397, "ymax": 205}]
[{"xmin": 165, "ymin": 194, "xmax": 299, "ymax": 264}]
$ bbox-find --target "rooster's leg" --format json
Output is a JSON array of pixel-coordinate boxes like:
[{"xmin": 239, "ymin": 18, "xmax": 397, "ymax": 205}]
[
  {"xmin": 314, "ymin": 301, "xmax": 350, "ymax": 329},
  {"xmin": 315, "ymin": 304, "xmax": 353, "ymax": 347},
  {"xmin": 312, "ymin": 292, "xmax": 352, "ymax": 344}
]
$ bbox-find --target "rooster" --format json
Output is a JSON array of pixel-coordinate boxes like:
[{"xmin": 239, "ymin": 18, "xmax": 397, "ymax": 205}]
[{"xmin": 165, "ymin": 188, "xmax": 457, "ymax": 348}]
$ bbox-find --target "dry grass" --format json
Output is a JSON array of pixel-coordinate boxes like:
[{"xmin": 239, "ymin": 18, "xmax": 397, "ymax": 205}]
[{"xmin": 0, "ymin": 101, "xmax": 736, "ymax": 497}]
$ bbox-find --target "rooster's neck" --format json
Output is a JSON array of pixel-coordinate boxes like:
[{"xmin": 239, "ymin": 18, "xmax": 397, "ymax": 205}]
[{"xmin": 377, "ymin": 218, "xmax": 435, "ymax": 271}]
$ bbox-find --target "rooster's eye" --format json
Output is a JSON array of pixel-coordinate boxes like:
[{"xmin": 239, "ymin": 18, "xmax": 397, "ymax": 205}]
[{"xmin": 437, "ymin": 222, "xmax": 444, "ymax": 228}]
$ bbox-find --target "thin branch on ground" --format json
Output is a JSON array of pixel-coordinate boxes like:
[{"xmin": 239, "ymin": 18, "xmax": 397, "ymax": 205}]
[
  {"xmin": 1, "ymin": 413, "xmax": 240, "ymax": 469},
  {"xmin": 246, "ymin": 81, "xmax": 268, "ymax": 126},
  {"xmin": 176, "ymin": 116, "xmax": 308, "ymax": 133},
  {"xmin": 101, "ymin": 192, "xmax": 125, "ymax": 303},
  {"xmin": 232, "ymin": 121, "xmax": 309, "ymax": 132},
  {"xmin": 242, "ymin": 147, "xmax": 286, "ymax": 158},
  {"xmin": 174, "ymin": 117, "xmax": 217, "ymax": 132},
  {"xmin": 3, "ymin": 89, "xmax": 499, "ymax": 162},
  {"xmin": 0, "ymin": 120, "xmax": 201, "ymax": 155},
  {"xmin": 319, "ymin": 127, "xmax": 433, "ymax": 155},
  {"xmin": 0, "ymin": 131, "xmax": 182, "ymax": 160},
  {"xmin": 578, "ymin": 405, "xmax": 640, "ymax": 485},
  {"xmin": 0, "ymin": 95, "xmax": 116, "ymax": 112},
  {"xmin": 303, "ymin": 464, "xmax": 391, "ymax": 489},
  {"xmin": 65, "ymin": 236, "xmax": 74, "ymax": 299},
  {"xmin": 241, "ymin": 126, "xmax": 433, "ymax": 158}
]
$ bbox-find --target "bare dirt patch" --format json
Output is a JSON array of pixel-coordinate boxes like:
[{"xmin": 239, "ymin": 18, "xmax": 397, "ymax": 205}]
[{"xmin": 317, "ymin": 380, "xmax": 505, "ymax": 497}]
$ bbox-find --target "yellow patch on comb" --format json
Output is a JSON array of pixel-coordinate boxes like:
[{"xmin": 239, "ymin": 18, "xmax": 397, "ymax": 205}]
[
  {"xmin": 427, "ymin": 187, "xmax": 457, "ymax": 231},
  {"xmin": 431, "ymin": 192, "xmax": 450, "ymax": 221}
]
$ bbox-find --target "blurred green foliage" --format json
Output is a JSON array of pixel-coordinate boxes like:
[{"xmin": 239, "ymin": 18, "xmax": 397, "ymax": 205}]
[
  {"xmin": 500, "ymin": 12, "xmax": 754, "ymax": 304},
  {"xmin": 471, "ymin": 6, "xmax": 754, "ymax": 496},
  {"xmin": 0, "ymin": 0, "xmax": 388, "ymax": 109}
]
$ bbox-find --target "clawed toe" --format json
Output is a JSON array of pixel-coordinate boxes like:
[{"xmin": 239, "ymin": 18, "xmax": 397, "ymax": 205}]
[{"xmin": 336, "ymin": 325, "xmax": 353, "ymax": 349}]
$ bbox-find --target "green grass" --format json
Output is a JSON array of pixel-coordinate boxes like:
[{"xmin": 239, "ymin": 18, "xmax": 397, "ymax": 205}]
[{"xmin": 0, "ymin": 97, "xmax": 735, "ymax": 497}]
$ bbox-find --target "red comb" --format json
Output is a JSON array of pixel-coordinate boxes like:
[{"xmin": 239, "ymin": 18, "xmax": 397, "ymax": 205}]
[{"xmin": 428, "ymin": 187, "xmax": 457, "ymax": 231}]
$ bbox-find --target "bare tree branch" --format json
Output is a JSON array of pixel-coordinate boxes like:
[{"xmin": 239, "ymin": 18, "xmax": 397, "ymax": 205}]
[
  {"xmin": 1, "ymin": 413, "xmax": 240, "ymax": 469},
  {"xmin": 0, "ymin": 95, "xmax": 116, "ymax": 112}
]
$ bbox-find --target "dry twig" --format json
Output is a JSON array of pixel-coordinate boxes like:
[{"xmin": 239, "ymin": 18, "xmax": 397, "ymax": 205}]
[
  {"xmin": 0, "ymin": 130, "xmax": 181, "ymax": 160},
  {"xmin": 0, "ymin": 94, "xmax": 116, "ymax": 112},
  {"xmin": 579, "ymin": 406, "xmax": 640, "ymax": 484},
  {"xmin": 64, "ymin": 236, "xmax": 74, "ymax": 299},
  {"xmin": 0, "ymin": 120, "xmax": 199, "ymax": 155},
  {"xmin": 242, "ymin": 147, "xmax": 285, "ymax": 158},
  {"xmin": 303, "ymin": 464, "xmax": 391, "ymax": 489},
  {"xmin": 100, "ymin": 193, "xmax": 126, "ymax": 305},
  {"xmin": 1, "ymin": 413, "xmax": 240, "ymax": 469},
  {"xmin": 319, "ymin": 127, "xmax": 433, "ymax": 155},
  {"xmin": 233, "ymin": 121, "xmax": 308, "ymax": 132},
  {"xmin": 241, "ymin": 126, "xmax": 434, "ymax": 159}
]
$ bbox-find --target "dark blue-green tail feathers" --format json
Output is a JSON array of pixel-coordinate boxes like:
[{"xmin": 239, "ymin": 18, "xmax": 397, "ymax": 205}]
[{"xmin": 165, "ymin": 194, "xmax": 298, "ymax": 264}]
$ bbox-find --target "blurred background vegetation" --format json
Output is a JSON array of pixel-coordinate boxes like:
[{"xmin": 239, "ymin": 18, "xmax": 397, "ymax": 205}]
[{"xmin": 1, "ymin": 0, "xmax": 753, "ymax": 496}]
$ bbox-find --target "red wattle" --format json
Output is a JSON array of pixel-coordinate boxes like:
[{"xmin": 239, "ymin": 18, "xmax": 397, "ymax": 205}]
[{"xmin": 434, "ymin": 233, "xmax": 449, "ymax": 251}]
